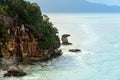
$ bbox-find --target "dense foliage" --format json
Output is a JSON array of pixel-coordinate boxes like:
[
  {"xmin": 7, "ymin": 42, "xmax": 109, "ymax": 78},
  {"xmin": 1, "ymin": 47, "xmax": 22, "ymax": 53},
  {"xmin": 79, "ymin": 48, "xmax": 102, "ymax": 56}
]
[{"xmin": 0, "ymin": 0, "xmax": 58, "ymax": 49}]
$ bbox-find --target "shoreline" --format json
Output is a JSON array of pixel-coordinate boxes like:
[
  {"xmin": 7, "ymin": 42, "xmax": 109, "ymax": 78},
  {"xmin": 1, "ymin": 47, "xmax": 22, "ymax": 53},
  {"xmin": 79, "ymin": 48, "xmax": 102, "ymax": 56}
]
[{"xmin": 0, "ymin": 50, "xmax": 62, "ymax": 77}]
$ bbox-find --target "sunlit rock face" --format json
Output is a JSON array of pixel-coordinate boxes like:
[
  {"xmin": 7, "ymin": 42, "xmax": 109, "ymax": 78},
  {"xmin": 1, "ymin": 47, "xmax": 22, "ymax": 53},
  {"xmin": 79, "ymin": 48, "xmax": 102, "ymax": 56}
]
[{"xmin": 0, "ymin": 14, "xmax": 62, "ymax": 63}]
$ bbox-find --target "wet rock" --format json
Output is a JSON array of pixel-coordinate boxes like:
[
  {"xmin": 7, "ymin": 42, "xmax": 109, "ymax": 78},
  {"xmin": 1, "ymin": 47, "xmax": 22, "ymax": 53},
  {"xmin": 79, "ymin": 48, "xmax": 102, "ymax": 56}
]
[
  {"xmin": 4, "ymin": 66, "xmax": 27, "ymax": 77},
  {"xmin": 0, "ymin": 55, "xmax": 3, "ymax": 61},
  {"xmin": 50, "ymin": 49, "xmax": 62, "ymax": 58},
  {"xmin": 61, "ymin": 34, "xmax": 72, "ymax": 45},
  {"xmin": 0, "ymin": 54, "xmax": 3, "ymax": 58},
  {"xmin": 53, "ymin": 35, "xmax": 61, "ymax": 49},
  {"xmin": 69, "ymin": 49, "xmax": 81, "ymax": 53}
]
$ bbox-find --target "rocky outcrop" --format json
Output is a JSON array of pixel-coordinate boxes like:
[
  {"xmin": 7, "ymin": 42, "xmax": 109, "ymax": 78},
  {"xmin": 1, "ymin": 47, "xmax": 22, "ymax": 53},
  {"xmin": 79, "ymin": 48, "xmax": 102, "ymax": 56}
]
[
  {"xmin": 61, "ymin": 34, "xmax": 72, "ymax": 45},
  {"xmin": 0, "ymin": 14, "xmax": 62, "ymax": 78},
  {"xmin": 0, "ymin": 14, "xmax": 62, "ymax": 63},
  {"xmin": 69, "ymin": 49, "xmax": 81, "ymax": 53},
  {"xmin": 0, "ymin": 0, "xmax": 62, "ymax": 78}
]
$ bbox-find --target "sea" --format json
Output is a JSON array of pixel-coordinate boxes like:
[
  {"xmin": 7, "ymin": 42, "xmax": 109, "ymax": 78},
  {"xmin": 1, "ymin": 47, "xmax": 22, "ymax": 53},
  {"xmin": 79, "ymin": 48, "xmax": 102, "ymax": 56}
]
[{"xmin": 1, "ymin": 13, "xmax": 120, "ymax": 80}]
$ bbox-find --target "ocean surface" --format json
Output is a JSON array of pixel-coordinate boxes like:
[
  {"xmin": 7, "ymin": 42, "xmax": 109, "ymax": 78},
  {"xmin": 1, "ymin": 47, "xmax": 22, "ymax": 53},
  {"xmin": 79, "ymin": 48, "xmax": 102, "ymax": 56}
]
[{"xmin": 1, "ymin": 13, "xmax": 120, "ymax": 80}]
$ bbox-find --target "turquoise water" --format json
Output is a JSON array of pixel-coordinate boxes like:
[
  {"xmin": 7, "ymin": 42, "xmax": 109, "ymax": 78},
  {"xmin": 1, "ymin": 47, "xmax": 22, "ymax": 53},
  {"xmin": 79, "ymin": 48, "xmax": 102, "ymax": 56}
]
[{"xmin": 2, "ymin": 13, "xmax": 120, "ymax": 80}]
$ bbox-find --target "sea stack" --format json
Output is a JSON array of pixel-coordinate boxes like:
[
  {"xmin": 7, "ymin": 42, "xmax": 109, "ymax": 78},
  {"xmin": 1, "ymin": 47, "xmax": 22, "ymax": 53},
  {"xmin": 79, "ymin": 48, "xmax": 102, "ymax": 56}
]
[{"xmin": 61, "ymin": 34, "xmax": 72, "ymax": 45}]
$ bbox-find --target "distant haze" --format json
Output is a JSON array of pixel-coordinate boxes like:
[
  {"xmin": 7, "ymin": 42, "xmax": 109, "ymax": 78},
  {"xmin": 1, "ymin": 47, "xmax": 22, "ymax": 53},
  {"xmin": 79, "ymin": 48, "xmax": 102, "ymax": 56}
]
[{"xmin": 28, "ymin": 0, "xmax": 120, "ymax": 13}]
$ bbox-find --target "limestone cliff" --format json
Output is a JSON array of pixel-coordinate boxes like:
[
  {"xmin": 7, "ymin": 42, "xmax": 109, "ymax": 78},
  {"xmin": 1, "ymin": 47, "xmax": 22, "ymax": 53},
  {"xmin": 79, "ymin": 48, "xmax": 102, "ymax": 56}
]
[{"xmin": 0, "ymin": 0, "xmax": 62, "ymax": 63}]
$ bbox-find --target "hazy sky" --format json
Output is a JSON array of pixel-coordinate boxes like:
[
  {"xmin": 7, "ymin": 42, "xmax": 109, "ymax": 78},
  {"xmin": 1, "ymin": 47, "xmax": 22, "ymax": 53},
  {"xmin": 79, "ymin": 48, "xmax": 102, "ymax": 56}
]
[
  {"xmin": 87, "ymin": 0, "xmax": 120, "ymax": 6},
  {"xmin": 28, "ymin": 0, "xmax": 120, "ymax": 6},
  {"xmin": 27, "ymin": 0, "xmax": 120, "ymax": 13}
]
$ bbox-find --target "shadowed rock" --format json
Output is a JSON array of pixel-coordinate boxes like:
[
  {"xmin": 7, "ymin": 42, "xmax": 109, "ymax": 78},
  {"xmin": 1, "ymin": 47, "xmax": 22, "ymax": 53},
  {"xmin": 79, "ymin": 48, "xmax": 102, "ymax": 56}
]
[
  {"xmin": 4, "ymin": 66, "xmax": 27, "ymax": 77},
  {"xmin": 69, "ymin": 49, "xmax": 81, "ymax": 53}
]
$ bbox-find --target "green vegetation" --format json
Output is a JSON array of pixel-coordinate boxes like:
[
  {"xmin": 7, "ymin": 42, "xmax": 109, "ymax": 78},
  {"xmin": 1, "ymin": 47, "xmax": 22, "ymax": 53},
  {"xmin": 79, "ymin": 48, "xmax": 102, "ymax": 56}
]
[{"xmin": 0, "ymin": 0, "xmax": 58, "ymax": 49}]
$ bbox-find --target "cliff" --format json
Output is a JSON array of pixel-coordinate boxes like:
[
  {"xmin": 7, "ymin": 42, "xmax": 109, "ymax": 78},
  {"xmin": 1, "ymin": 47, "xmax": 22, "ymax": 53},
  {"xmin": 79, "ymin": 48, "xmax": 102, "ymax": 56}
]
[{"xmin": 0, "ymin": 0, "xmax": 62, "ymax": 64}]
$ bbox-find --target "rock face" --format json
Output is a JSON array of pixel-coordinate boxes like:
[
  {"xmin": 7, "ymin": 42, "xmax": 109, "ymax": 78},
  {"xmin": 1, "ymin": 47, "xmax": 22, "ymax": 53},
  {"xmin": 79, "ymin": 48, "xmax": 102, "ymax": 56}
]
[
  {"xmin": 69, "ymin": 49, "xmax": 81, "ymax": 53},
  {"xmin": 0, "ymin": 14, "xmax": 62, "ymax": 62},
  {"xmin": 61, "ymin": 34, "xmax": 72, "ymax": 45}
]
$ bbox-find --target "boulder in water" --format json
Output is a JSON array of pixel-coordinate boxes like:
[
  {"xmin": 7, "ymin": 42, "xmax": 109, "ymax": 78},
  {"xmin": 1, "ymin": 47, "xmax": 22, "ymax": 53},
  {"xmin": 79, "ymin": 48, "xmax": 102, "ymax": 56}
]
[
  {"xmin": 69, "ymin": 49, "xmax": 81, "ymax": 53},
  {"xmin": 4, "ymin": 66, "xmax": 27, "ymax": 77}
]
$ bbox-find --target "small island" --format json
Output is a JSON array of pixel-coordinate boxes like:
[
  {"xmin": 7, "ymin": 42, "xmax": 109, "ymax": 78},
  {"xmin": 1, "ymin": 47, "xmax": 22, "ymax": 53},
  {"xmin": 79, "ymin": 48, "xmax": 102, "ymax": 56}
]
[{"xmin": 0, "ymin": 0, "xmax": 62, "ymax": 77}]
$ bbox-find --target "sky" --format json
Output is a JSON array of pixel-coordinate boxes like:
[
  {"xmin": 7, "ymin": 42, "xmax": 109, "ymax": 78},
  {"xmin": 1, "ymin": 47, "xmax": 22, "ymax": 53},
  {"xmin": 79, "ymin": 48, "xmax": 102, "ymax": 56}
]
[
  {"xmin": 27, "ymin": 0, "xmax": 120, "ymax": 13},
  {"xmin": 87, "ymin": 0, "xmax": 120, "ymax": 6}
]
